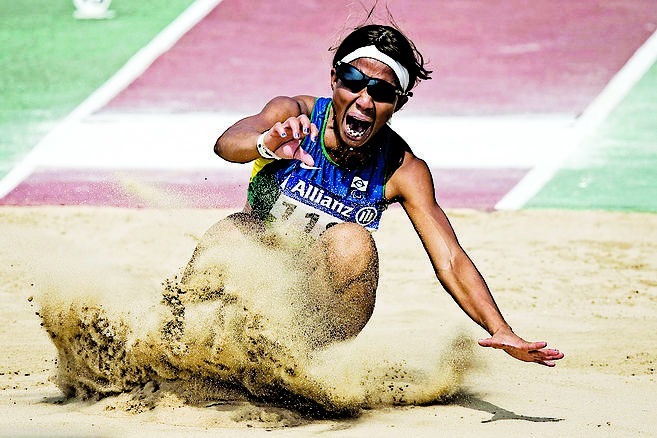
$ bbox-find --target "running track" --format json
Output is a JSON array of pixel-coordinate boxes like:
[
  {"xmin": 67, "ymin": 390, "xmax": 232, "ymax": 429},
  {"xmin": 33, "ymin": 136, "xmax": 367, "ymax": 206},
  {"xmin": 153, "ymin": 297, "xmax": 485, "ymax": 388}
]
[{"xmin": 2, "ymin": 0, "xmax": 657, "ymax": 210}]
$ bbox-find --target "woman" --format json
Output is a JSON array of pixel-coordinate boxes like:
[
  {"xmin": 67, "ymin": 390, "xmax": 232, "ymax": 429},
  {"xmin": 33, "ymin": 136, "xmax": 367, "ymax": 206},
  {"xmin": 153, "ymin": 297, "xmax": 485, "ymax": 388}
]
[{"xmin": 186, "ymin": 24, "xmax": 563, "ymax": 366}]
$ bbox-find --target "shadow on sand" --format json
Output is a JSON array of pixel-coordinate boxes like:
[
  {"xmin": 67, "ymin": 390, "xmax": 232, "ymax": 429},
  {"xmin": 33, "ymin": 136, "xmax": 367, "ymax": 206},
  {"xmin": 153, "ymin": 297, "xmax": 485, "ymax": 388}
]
[{"xmin": 453, "ymin": 392, "xmax": 564, "ymax": 423}]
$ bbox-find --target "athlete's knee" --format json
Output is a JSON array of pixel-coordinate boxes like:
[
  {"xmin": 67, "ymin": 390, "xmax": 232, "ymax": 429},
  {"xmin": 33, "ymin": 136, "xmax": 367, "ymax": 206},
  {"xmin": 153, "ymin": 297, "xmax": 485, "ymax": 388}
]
[
  {"xmin": 318, "ymin": 222, "xmax": 378, "ymax": 280},
  {"xmin": 322, "ymin": 222, "xmax": 376, "ymax": 259}
]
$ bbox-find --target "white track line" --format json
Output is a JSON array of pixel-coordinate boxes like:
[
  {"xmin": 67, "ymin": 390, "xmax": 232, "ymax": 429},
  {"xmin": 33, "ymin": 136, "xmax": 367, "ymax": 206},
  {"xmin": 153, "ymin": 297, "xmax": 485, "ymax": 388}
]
[
  {"xmin": 495, "ymin": 29, "xmax": 657, "ymax": 210},
  {"xmin": 18, "ymin": 112, "xmax": 573, "ymax": 171},
  {"xmin": 0, "ymin": 0, "xmax": 224, "ymax": 198}
]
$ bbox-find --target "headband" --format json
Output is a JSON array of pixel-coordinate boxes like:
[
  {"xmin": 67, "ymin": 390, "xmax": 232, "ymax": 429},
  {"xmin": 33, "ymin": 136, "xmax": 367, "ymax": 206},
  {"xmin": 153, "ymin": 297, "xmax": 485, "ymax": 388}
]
[{"xmin": 340, "ymin": 45, "xmax": 410, "ymax": 92}]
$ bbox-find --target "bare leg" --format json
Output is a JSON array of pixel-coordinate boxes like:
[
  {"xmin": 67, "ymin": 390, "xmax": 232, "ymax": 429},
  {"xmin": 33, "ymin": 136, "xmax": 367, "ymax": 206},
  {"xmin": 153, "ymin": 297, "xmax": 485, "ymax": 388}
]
[
  {"xmin": 180, "ymin": 215, "xmax": 378, "ymax": 347},
  {"xmin": 303, "ymin": 222, "xmax": 379, "ymax": 346}
]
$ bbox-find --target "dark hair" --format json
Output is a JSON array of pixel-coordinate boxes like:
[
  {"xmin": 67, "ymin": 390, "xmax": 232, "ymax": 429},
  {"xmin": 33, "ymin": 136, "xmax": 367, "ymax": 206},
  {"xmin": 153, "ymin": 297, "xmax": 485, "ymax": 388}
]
[{"xmin": 331, "ymin": 24, "xmax": 432, "ymax": 92}]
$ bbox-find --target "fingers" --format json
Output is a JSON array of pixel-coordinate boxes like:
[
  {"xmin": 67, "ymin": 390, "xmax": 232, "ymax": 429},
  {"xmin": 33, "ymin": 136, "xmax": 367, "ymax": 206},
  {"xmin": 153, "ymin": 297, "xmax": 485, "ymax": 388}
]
[
  {"xmin": 308, "ymin": 118, "xmax": 320, "ymax": 141},
  {"xmin": 533, "ymin": 348, "xmax": 565, "ymax": 367},
  {"xmin": 526, "ymin": 341, "xmax": 549, "ymax": 351},
  {"xmin": 278, "ymin": 142, "xmax": 315, "ymax": 167},
  {"xmin": 479, "ymin": 336, "xmax": 564, "ymax": 366},
  {"xmin": 296, "ymin": 146, "xmax": 316, "ymax": 166},
  {"xmin": 266, "ymin": 115, "xmax": 318, "ymax": 164},
  {"xmin": 271, "ymin": 115, "xmax": 317, "ymax": 143}
]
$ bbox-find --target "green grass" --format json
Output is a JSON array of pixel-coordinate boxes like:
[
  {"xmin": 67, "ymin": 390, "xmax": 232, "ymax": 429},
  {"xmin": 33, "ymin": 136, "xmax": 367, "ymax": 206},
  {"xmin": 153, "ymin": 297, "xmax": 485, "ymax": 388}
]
[
  {"xmin": 0, "ymin": 0, "xmax": 195, "ymax": 175},
  {"xmin": 527, "ymin": 62, "xmax": 657, "ymax": 212}
]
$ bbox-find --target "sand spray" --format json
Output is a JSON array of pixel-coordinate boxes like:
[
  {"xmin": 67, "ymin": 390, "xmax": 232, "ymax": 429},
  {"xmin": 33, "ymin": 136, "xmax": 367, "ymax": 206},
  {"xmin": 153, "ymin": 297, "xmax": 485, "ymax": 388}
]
[{"xmin": 33, "ymin": 226, "xmax": 481, "ymax": 417}]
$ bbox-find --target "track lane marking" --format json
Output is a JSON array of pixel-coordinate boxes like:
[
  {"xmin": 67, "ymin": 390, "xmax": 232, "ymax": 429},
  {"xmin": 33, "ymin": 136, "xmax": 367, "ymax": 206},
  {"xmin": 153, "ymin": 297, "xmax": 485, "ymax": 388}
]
[
  {"xmin": 495, "ymin": 29, "xmax": 657, "ymax": 210},
  {"xmin": 0, "ymin": 0, "xmax": 224, "ymax": 199}
]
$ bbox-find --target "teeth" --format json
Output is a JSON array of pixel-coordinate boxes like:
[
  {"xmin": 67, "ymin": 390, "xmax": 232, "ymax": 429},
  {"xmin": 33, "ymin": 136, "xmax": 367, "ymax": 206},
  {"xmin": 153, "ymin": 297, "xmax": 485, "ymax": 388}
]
[
  {"xmin": 346, "ymin": 123, "xmax": 366, "ymax": 139},
  {"xmin": 346, "ymin": 116, "xmax": 370, "ymax": 139}
]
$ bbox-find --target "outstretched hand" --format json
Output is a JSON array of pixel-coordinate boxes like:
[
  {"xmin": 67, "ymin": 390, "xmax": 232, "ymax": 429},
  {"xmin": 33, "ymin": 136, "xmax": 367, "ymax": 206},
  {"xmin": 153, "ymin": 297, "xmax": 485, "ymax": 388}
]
[
  {"xmin": 264, "ymin": 115, "xmax": 319, "ymax": 166},
  {"xmin": 478, "ymin": 329, "xmax": 564, "ymax": 367}
]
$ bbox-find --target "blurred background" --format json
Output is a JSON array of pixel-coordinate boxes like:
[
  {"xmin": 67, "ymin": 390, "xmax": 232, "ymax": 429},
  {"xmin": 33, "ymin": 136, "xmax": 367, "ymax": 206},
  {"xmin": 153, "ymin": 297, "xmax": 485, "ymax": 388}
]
[{"xmin": 1, "ymin": 0, "xmax": 656, "ymax": 210}]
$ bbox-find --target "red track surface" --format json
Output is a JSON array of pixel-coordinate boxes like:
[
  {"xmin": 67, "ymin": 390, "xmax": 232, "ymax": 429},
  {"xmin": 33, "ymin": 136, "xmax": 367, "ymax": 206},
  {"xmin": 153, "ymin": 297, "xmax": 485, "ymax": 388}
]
[
  {"xmin": 1, "ymin": 168, "xmax": 527, "ymax": 211},
  {"xmin": 105, "ymin": 0, "xmax": 657, "ymax": 115},
  {"xmin": 4, "ymin": 1, "xmax": 657, "ymax": 209}
]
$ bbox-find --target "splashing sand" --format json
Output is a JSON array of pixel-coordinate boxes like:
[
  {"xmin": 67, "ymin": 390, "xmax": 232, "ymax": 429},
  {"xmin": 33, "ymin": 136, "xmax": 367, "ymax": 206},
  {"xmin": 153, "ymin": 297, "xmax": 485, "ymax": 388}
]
[{"xmin": 35, "ymin": 227, "xmax": 479, "ymax": 418}]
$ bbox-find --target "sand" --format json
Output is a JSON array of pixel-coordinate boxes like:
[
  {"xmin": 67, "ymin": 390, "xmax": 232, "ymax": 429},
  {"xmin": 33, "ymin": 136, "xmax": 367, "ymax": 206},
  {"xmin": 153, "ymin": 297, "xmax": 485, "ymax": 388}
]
[{"xmin": 1, "ymin": 205, "xmax": 656, "ymax": 437}]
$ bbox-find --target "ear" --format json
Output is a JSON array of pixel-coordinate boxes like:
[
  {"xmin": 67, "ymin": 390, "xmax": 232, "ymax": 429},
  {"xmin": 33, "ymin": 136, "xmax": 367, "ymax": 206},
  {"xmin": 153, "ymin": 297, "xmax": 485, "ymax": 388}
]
[
  {"xmin": 330, "ymin": 68, "xmax": 337, "ymax": 91},
  {"xmin": 394, "ymin": 95, "xmax": 409, "ymax": 112}
]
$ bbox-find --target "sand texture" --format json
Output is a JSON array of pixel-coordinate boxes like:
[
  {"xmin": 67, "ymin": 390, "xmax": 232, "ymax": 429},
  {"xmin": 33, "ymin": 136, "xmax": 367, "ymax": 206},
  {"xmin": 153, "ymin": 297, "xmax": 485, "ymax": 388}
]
[{"xmin": 1, "ymin": 206, "xmax": 656, "ymax": 437}]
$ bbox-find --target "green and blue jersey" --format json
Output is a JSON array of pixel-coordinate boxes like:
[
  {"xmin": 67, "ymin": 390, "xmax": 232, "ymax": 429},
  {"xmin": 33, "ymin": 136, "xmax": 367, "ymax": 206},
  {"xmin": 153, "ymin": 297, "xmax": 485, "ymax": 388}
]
[{"xmin": 248, "ymin": 97, "xmax": 398, "ymax": 238}]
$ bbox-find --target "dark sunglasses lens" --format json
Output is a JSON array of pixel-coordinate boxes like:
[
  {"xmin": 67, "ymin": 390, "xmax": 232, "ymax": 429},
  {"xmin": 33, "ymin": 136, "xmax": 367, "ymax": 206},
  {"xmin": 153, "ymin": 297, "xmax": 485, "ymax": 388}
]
[
  {"xmin": 337, "ymin": 63, "xmax": 366, "ymax": 91},
  {"xmin": 336, "ymin": 62, "xmax": 399, "ymax": 103},
  {"xmin": 367, "ymin": 82, "xmax": 397, "ymax": 103}
]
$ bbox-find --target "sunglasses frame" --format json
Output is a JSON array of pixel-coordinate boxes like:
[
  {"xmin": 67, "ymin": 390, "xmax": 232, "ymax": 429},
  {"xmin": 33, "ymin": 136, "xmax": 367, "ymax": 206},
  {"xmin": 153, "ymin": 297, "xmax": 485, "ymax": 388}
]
[{"xmin": 334, "ymin": 61, "xmax": 412, "ymax": 103}]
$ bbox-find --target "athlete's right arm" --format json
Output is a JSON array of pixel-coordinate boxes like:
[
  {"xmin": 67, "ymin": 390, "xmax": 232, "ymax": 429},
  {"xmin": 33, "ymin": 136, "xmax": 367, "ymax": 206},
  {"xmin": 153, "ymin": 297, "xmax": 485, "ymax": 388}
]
[{"xmin": 214, "ymin": 95, "xmax": 318, "ymax": 164}]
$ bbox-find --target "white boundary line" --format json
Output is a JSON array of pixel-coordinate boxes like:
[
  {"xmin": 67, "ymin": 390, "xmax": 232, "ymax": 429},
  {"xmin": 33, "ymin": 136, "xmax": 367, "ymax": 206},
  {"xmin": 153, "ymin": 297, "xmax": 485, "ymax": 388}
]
[
  {"xmin": 0, "ymin": 0, "xmax": 224, "ymax": 199},
  {"xmin": 495, "ymin": 28, "xmax": 657, "ymax": 210},
  {"xmin": 22, "ymin": 112, "xmax": 573, "ymax": 170}
]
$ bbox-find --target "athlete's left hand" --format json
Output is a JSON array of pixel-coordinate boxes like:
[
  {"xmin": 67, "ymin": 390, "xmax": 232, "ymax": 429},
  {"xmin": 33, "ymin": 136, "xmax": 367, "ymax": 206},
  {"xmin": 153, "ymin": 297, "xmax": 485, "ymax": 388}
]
[{"xmin": 478, "ymin": 328, "xmax": 564, "ymax": 366}]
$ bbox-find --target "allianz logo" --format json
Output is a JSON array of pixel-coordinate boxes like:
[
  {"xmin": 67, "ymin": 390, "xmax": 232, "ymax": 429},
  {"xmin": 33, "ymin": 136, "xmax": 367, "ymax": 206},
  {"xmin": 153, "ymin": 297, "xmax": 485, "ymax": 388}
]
[
  {"xmin": 289, "ymin": 179, "xmax": 354, "ymax": 218},
  {"xmin": 288, "ymin": 179, "xmax": 379, "ymax": 226}
]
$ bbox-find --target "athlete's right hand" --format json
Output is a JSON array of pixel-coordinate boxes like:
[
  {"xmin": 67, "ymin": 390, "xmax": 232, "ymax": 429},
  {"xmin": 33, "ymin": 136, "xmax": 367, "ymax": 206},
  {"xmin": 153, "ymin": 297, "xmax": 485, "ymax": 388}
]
[{"xmin": 262, "ymin": 115, "xmax": 318, "ymax": 166}]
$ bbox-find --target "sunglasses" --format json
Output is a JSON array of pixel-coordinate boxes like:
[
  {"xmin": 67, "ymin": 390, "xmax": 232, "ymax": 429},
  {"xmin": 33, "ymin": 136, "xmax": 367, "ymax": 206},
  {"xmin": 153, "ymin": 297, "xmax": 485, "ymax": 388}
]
[{"xmin": 334, "ymin": 61, "xmax": 411, "ymax": 103}]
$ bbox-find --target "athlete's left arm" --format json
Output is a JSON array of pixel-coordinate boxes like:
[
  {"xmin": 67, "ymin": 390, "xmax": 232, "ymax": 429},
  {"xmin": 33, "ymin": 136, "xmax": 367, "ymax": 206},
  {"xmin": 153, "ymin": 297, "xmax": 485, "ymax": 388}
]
[{"xmin": 387, "ymin": 153, "xmax": 564, "ymax": 366}]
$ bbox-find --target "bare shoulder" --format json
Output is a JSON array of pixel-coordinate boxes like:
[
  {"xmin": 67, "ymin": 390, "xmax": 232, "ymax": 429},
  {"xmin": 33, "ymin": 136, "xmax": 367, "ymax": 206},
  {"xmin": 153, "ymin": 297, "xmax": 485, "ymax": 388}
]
[
  {"xmin": 261, "ymin": 95, "xmax": 316, "ymax": 119},
  {"xmin": 292, "ymin": 95, "xmax": 317, "ymax": 115},
  {"xmin": 230, "ymin": 95, "xmax": 315, "ymax": 133}
]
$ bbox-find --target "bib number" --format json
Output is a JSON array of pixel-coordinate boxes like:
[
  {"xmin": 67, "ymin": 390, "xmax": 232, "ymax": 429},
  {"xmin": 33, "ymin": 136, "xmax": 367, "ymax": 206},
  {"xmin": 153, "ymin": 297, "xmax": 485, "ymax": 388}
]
[{"xmin": 269, "ymin": 197, "xmax": 339, "ymax": 238}]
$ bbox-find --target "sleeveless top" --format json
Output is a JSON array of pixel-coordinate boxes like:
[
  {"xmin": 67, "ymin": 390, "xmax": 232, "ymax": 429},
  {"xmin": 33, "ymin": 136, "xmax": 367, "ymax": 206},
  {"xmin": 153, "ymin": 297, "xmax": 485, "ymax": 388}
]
[{"xmin": 247, "ymin": 97, "xmax": 397, "ymax": 239}]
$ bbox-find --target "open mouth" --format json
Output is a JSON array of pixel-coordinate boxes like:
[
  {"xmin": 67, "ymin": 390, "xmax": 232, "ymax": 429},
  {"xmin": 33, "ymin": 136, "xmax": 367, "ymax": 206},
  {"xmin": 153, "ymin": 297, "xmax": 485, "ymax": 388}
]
[{"xmin": 345, "ymin": 114, "xmax": 373, "ymax": 141}]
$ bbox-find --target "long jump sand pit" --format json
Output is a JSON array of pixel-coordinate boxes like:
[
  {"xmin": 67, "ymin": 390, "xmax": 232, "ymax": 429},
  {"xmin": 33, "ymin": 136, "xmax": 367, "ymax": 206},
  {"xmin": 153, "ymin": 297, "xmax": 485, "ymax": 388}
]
[{"xmin": 1, "ymin": 206, "xmax": 656, "ymax": 436}]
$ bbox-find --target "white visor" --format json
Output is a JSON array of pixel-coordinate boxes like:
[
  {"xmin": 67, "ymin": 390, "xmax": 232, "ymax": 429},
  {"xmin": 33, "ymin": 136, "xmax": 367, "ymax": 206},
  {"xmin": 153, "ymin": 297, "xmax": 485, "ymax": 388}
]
[{"xmin": 340, "ymin": 45, "xmax": 410, "ymax": 92}]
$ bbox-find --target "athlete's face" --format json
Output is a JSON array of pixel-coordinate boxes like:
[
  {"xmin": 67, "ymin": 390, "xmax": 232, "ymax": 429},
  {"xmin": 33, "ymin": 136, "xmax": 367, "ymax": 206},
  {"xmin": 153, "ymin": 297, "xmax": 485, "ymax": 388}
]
[{"xmin": 330, "ymin": 58, "xmax": 399, "ymax": 149}]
